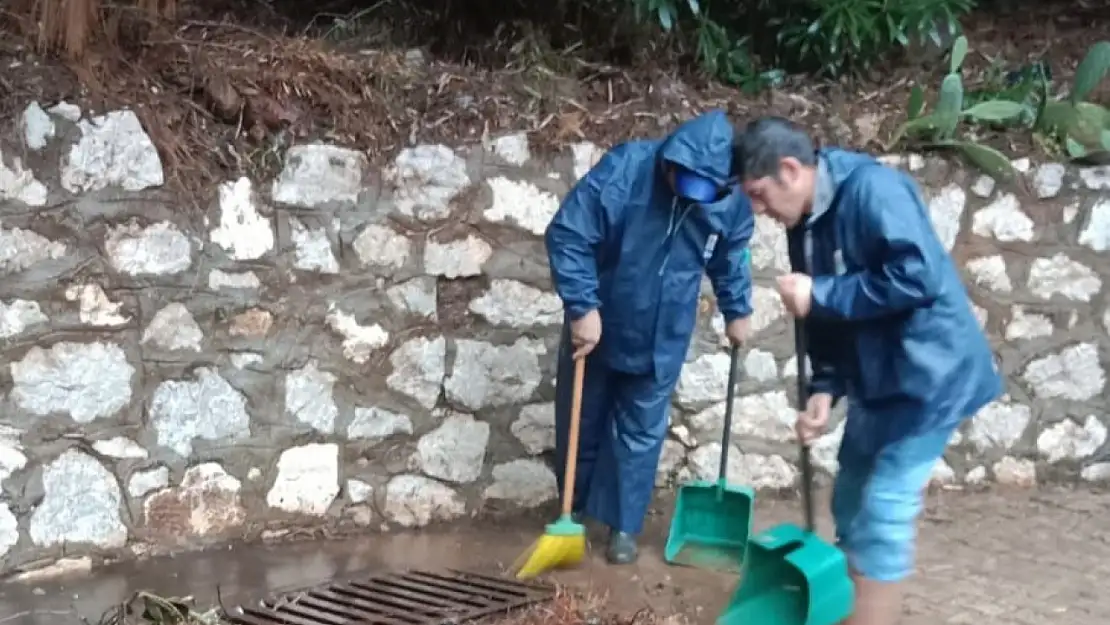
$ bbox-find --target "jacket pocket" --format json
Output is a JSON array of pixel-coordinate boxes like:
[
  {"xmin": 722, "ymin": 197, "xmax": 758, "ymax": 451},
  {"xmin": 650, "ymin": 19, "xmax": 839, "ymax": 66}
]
[
  {"xmin": 660, "ymin": 269, "xmax": 701, "ymax": 338},
  {"xmin": 853, "ymin": 322, "xmax": 900, "ymax": 403}
]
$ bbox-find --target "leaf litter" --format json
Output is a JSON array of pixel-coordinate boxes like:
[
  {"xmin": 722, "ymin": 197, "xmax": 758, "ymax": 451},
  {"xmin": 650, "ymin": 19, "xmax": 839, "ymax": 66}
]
[
  {"xmin": 0, "ymin": 0, "xmax": 1105, "ymax": 202},
  {"xmin": 92, "ymin": 587, "xmax": 679, "ymax": 625}
]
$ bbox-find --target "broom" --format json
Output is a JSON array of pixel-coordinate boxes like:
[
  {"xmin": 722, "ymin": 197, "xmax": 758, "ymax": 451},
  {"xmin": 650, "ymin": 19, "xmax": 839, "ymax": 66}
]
[{"xmin": 513, "ymin": 356, "xmax": 587, "ymax": 579}]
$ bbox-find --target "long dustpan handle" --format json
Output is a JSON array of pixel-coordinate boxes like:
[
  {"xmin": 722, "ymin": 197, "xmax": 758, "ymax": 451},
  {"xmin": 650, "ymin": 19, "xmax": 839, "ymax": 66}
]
[
  {"xmin": 561, "ymin": 357, "xmax": 587, "ymax": 517},
  {"xmin": 793, "ymin": 320, "xmax": 817, "ymax": 534},
  {"xmin": 717, "ymin": 344, "xmax": 741, "ymax": 485}
]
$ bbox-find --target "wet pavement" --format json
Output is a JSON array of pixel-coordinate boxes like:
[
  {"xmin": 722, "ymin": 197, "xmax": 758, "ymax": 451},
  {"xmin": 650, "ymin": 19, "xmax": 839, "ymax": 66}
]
[{"xmin": 2, "ymin": 487, "xmax": 1107, "ymax": 625}]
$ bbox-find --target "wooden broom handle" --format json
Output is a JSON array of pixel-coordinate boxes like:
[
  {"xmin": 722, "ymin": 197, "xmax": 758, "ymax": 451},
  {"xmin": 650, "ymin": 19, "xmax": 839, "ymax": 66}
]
[{"xmin": 561, "ymin": 357, "xmax": 586, "ymax": 517}]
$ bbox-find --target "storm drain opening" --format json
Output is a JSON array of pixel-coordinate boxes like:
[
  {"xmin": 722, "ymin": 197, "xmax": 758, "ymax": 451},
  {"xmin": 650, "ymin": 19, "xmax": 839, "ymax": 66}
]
[{"xmin": 223, "ymin": 569, "xmax": 555, "ymax": 625}]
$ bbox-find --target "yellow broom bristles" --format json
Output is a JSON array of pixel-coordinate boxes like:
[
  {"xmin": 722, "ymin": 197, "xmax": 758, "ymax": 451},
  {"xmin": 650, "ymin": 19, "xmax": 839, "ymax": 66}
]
[{"xmin": 513, "ymin": 534, "xmax": 587, "ymax": 580}]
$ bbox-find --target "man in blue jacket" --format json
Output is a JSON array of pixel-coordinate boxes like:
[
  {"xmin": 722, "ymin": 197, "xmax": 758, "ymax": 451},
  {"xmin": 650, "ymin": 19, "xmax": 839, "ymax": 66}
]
[
  {"xmin": 732, "ymin": 117, "xmax": 1001, "ymax": 625},
  {"xmin": 545, "ymin": 110, "xmax": 754, "ymax": 565}
]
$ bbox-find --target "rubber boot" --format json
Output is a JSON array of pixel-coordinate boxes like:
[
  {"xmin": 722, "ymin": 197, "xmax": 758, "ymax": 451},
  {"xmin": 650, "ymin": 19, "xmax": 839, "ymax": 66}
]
[{"xmin": 606, "ymin": 530, "xmax": 638, "ymax": 564}]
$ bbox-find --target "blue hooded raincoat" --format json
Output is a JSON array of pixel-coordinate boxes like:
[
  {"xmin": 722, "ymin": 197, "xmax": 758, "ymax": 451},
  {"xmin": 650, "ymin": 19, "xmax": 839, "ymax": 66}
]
[
  {"xmin": 545, "ymin": 111, "xmax": 754, "ymax": 534},
  {"xmin": 791, "ymin": 148, "xmax": 1002, "ymax": 453}
]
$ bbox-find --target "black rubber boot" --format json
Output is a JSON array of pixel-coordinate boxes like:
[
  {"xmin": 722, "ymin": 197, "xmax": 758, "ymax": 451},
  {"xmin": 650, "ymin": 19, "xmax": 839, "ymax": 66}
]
[{"xmin": 606, "ymin": 530, "xmax": 638, "ymax": 565}]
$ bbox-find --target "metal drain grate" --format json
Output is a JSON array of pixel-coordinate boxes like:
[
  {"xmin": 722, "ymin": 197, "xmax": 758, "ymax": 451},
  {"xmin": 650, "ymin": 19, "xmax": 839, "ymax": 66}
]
[{"xmin": 223, "ymin": 569, "xmax": 555, "ymax": 625}]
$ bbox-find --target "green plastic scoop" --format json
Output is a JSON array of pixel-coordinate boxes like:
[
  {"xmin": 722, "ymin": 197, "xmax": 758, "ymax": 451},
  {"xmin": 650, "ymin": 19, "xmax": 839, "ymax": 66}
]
[
  {"xmin": 664, "ymin": 345, "xmax": 754, "ymax": 573},
  {"xmin": 717, "ymin": 322, "xmax": 854, "ymax": 625}
]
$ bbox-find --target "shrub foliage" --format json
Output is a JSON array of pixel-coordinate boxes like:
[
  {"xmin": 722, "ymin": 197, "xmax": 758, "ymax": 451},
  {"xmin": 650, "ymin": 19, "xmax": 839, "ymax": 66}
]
[{"xmin": 9, "ymin": 0, "xmax": 977, "ymax": 84}]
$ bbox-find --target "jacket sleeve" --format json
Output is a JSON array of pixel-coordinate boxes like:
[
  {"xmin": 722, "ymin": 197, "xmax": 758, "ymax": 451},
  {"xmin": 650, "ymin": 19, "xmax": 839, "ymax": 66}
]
[
  {"xmin": 809, "ymin": 168, "xmax": 942, "ymax": 321},
  {"xmin": 806, "ymin": 322, "xmax": 847, "ymax": 403},
  {"xmin": 706, "ymin": 198, "xmax": 753, "ymax": 321},
  {"xmin": 544, "ymin": 150, "xmax": 621, "ymax": 320},
  {"xmin": 786, "ymin": 226, "xmax": 846, "ymax": 402}
]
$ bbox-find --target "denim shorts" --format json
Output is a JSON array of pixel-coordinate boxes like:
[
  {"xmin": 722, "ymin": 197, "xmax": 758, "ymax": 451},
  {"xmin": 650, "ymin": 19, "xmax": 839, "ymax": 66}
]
[{"xmin": 831, "ymin": 405, "xmax": 958, "ymax": 582}]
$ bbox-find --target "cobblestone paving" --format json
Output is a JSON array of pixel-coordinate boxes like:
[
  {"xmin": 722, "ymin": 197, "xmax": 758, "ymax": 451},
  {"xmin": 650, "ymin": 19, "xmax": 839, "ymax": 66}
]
[
  {"xmin": 903, "ymin": 489, "xmax": 1107, "ymax": 625},
  {"xmin": 553, "ymin": 487, "xmax": 1110, "ymax": 624}
]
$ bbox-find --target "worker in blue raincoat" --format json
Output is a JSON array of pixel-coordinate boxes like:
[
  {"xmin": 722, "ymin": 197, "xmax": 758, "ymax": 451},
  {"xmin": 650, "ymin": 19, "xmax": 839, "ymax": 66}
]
[
  {"xmin": 732, "ymin": 116, "xmax": 1002, "ymax": 625},
  {"xmin": 545, "ymin": 110, "xmax": 754, "ymax": 565}
]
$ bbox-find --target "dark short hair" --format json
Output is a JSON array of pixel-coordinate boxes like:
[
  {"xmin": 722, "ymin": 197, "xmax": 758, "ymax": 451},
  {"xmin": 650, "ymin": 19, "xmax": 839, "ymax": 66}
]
[{"xmin": 732, "ymin": 117, "xmax": 817, "ymax": 181}]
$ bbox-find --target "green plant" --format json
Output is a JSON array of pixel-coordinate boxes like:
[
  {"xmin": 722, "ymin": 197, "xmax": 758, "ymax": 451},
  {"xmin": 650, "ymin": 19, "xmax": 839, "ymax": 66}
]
[
  {"xmin": 771, "ymin": 0, "xmax": 976, "ymax": 78},
  {"xmin": 627, "ymin": 0, "xmax": 976, "ymax": 89},
  {"xmin": 630, "ymin": 0, "xmax": 767, "ymax": 89},
  {"xmin": 890, "ymin": 36, "xmax": 1110, "ymax": 176},
  {"xmin": 1036, "ymin": 41, "xmax": 1110, "ymax": 162},
  {"xmin": 887, "ymin": 35, "xmax": 1021, "ymax": 180},
  {"xmin": 691, "ymin": 15, "xmax": 761, "ymax": 88},
  {"xmin": 633, "ymin": 0, "xmax": 692, "ymax": 32}
]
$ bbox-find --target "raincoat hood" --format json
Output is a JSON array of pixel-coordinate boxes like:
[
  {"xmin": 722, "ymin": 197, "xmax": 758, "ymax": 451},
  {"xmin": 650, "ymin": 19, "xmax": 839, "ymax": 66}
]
[
  {"xmin": 821, "ymin": 147, "xmax": 883, "ymax": 189},
  {"xmin": 658, "ymin": 110, "xmax": 736, "ymax": 188}
]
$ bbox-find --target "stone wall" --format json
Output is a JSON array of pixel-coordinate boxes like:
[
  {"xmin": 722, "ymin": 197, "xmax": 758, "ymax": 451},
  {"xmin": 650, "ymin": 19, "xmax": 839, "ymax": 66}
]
[{"xmin": 1, "ymin": 101, "xmax": 1109, "ymax": 577}]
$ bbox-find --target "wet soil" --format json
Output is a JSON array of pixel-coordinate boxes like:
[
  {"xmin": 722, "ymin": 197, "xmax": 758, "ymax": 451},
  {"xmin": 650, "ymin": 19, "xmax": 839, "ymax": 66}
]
[{"xmin": 2, "ymin": 487, "xmax": 1108, "ymax": 625}]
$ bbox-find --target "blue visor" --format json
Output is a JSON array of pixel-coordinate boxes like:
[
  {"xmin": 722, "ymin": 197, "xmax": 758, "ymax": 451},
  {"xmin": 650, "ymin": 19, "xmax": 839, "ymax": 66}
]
[{"xmin": 674, "ymin": 169, "xmax": 721, "ymax": 203}]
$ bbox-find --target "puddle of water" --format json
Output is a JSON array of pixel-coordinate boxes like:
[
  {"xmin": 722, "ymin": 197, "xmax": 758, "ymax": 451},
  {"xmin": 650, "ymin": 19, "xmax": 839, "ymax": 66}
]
[{"xmin": 0, "ymin": 499, "xmax": 741, "ymax": 625}]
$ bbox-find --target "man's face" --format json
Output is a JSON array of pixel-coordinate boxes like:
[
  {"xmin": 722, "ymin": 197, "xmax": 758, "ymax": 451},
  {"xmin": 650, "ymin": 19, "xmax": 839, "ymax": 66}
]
[{"xmin": 742, "ymin": 158, "xmax": 811, "ymax": 227}]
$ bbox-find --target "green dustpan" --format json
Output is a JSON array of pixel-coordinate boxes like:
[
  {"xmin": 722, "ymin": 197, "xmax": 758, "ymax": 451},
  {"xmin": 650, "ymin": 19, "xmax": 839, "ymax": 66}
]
[
  {"xmin": 664, "ymin": 345, "xmax": 754, "ymax": 573},
  {"xmin": 717, "ymin": 323, "xmax": 854, "ymax": 625}
]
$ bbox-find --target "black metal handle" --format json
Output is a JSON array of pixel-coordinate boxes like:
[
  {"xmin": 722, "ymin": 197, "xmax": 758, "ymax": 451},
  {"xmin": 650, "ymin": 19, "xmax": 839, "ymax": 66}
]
[
  {"xmin": 793, "ymin": 321, "xmax": 816, "ymax": 534},
  {"xmin": 718, "ymin": 344, "xmax": 740, "ymax": 482}
]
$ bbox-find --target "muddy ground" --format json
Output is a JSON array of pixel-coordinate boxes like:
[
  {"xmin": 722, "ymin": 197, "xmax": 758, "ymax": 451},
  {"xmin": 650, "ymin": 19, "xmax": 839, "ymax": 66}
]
[{"xmin": 1, "ymin": 487, "xmax": 1106, "ymax": 625}]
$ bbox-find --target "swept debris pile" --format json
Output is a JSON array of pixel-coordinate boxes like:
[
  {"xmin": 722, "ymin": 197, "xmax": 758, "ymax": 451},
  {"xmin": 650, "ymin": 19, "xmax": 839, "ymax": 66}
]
[
  {"xmin": 96, "ymin": 587, "xmax": 676, "ymax": 625},
  {"xmin": 95, "ymin": 591, "xmax": 223, "ymax": 625},
  {"xmin": 488, "ymin": 588, "xmax": 680, "ymax": 625}
]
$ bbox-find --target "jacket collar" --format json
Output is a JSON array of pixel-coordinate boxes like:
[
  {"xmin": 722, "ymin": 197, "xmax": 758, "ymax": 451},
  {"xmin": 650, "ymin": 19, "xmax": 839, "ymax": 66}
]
[{"xmin": 805, "ymin": 156, "xmax": 834, "ymax": 228}]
